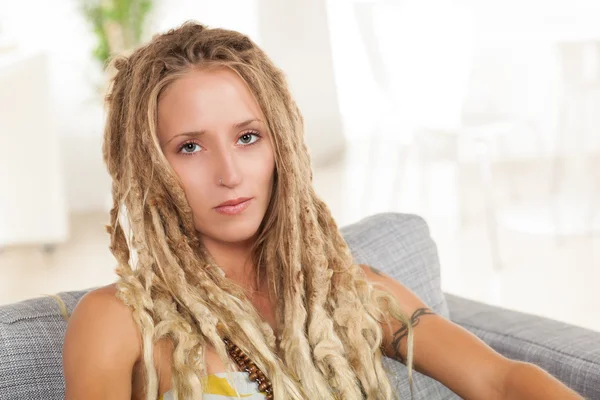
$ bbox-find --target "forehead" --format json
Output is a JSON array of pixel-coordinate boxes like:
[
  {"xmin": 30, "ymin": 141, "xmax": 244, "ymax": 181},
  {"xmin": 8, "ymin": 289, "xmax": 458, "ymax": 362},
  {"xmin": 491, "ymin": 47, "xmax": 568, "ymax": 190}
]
[{"xmin": 157, "ymin": 67, "xmax": 263, "ymax": 139}]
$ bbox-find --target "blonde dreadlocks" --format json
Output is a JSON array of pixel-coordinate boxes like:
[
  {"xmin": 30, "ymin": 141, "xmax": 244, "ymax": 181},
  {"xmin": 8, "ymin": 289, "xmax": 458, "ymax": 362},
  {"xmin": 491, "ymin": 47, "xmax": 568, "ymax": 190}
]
[{"xmin": 102, "ymin": 21, "xmax": 415, "ymax": 400}]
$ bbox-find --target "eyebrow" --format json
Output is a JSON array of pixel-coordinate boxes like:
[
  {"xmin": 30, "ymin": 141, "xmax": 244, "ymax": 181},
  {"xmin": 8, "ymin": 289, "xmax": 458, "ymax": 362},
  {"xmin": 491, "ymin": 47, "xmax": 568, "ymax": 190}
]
[{"xmin": 164, "ymin": 118, "xmax": 263, "ymax": 146}]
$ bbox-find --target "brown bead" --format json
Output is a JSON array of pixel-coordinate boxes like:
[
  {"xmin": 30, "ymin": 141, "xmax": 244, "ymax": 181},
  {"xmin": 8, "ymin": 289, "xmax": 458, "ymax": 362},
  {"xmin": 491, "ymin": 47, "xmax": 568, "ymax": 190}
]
[
  {"xmin": 248, "ymin": 364, "xmax": 257, "ymax": 373},
  {"xmin": 266, "ymin": 394, "xmax": 273, "ymax": 400},
  {"xmin": 249, "ymin": 372, "xmax": 258, "ymax": 380},
  {"xmin": 259, "ymin": 382, "xmax": 268, "ymax": 392}
]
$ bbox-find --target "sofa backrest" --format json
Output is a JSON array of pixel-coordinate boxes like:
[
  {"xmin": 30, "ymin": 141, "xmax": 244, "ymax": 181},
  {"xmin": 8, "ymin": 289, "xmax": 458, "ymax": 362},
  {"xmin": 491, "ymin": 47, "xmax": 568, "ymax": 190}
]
[{"xmin": 0, "ymin": 212, "xmax": 455, "ymax": 399}]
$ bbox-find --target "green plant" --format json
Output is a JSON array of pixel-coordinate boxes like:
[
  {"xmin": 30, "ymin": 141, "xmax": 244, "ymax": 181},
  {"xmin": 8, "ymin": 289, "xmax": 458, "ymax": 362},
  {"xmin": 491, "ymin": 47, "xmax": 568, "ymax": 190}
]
[{"xmin": 81, "ymin": 0, "xmax": 153, "ymax": 68}]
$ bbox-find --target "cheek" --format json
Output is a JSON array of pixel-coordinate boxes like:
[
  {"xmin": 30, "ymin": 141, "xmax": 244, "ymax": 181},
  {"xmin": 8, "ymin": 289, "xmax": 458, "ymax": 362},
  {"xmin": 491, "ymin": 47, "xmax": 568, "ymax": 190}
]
[
  {"xmin": 252, "ymin": 148, "xmax": 275, "ymax": 186},
  {"xmin": 170, "ymin": 159, "xmax": 212, "ymax": 204}
]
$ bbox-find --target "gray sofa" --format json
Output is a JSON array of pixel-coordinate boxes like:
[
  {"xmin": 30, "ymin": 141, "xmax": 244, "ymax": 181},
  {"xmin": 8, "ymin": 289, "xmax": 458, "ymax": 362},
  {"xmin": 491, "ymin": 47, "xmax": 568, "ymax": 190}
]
[{"xmin": 0, "ymin": 213, "xmax": 599, "ymax": 399}]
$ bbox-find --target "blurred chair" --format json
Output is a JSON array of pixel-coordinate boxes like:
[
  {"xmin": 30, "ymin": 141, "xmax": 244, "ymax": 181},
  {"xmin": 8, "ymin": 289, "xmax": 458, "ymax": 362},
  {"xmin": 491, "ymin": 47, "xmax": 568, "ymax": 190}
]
[
  {"xmin": 353, "ymin": 1, "xmax": 539, "ymax": 270},
  {"xmin": 414, "ymin": 98, "xmax": 540, "ymax": 271},
  {"xmin": 352, "ymin": 1, "xmax": 413, "ymax": 216},
  {"xmin": 551, "ymin": 41, "xmax": 600, "ymax": 237}
]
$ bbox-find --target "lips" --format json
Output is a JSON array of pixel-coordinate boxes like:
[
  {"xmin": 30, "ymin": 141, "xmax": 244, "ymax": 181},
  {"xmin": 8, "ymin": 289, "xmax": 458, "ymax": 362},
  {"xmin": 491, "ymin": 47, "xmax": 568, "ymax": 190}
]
[
  {"xmin": 216, "ymin": 197, "xmax": 253, "ymax": 208},
  {"xmin": 214, "ymin": 197, "xmax": 253, "ymax": 215}
]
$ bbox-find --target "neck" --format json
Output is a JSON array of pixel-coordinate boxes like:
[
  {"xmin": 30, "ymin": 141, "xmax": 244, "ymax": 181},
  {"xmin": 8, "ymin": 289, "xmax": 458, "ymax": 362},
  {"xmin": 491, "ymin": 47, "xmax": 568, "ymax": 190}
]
[{"xmin": 201, "ymin": 236, "xmax": 259, "ymax": 291}]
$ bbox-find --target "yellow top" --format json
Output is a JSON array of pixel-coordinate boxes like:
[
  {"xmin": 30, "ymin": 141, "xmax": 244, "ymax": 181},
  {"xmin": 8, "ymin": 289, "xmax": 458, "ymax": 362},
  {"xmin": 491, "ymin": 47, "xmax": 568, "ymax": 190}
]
[{"xmin": 158, "ymin": 371, "xmax": 266, "ymax": 399}]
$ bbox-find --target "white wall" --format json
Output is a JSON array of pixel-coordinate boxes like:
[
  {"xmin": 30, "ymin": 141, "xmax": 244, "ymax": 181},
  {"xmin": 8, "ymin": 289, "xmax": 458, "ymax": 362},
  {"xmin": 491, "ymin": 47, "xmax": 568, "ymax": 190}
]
[{"xmin": 257, "ymin": 0, "xmax": 346, "ymax": 166}]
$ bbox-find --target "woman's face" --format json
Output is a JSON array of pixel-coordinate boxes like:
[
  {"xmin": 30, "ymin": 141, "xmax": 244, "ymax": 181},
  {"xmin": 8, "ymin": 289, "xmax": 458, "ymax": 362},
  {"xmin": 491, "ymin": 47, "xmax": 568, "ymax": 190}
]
[{"xmin": 157, "ymin": 67, "xmax": 275, "ymax": 247}]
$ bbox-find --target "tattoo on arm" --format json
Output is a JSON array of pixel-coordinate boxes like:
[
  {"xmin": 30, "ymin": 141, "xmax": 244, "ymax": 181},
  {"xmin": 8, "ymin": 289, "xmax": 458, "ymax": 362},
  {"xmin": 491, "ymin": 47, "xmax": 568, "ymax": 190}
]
[{"xmin": 390, "ymin": 307, "xmax": 435, "ymax": 363}]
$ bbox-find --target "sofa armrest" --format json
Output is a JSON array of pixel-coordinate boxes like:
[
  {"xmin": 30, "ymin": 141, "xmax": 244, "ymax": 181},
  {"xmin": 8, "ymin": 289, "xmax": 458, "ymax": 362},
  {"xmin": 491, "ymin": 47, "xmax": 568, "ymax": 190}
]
[{"xmin": 445, "ymin": 293, "xmax": 600, "ymax": 399}]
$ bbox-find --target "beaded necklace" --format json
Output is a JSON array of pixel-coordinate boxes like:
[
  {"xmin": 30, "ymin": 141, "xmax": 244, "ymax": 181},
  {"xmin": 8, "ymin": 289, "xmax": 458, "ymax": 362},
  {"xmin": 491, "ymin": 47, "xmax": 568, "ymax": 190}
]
[{"xmin": 223, "ymin": 337, "xmax": 274, "ymax": 400}]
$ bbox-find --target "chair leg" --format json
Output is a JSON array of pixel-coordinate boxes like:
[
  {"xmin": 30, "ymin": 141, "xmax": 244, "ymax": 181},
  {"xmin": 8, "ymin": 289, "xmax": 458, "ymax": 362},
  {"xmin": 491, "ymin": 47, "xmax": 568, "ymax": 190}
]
[
  {"xmin": 417, "ymin": 139, "xmax": 432, "ymax": 219},
  {"xmin": 550, "ymin": 92, "xmax": 571, "ymax": 241},
  {"xmin": 391, "ymin": 143, "xmax": 410, "ymax": 211},
  {"xmin": 588, "ymin": 184, "xmax": 597, "ymax": 238},
  {"xmin": 498, "ymin": 125, "xmax": 521, "ymax": 204},
  {"xmin": 455, "ymin": 157, "xmax": 469, "ymax": 229},
  {"xmin": 476, "ymin": 138, "xmax": 503, "ymax": 271},
  {"xmin": 587, "ymin": 153, "xmax": 599, "ymax": 237},
  {"xmin": 361, "ymin": 135, "xmax": 379, "ymax": 216}
]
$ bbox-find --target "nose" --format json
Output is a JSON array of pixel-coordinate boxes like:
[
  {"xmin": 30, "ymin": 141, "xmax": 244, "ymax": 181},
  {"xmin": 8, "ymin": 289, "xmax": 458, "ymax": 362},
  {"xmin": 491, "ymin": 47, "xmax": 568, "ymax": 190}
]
[{"xmin": 214, "ymin": 148, "xmax": 242, "ymax": 188}]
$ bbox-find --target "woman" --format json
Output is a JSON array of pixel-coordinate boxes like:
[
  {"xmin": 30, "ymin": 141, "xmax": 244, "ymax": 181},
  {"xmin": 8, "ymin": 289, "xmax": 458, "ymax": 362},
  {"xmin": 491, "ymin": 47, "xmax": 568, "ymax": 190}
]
[{"xmin": 63, "ymin": 22, "xmax": 581, "ymax": 400}]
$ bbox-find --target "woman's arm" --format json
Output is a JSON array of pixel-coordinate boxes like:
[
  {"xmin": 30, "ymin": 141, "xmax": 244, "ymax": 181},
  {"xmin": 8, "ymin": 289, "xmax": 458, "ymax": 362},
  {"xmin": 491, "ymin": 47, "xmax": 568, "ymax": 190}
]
[
  {"xmin": 359, "ymin": 265, "xmax": 583, "ymax": 400},
  {"xmin": 63, "ymin": 285, "xmax": 141, "ymax": 400},
  {"xmin": 502, "ymin": 362, "xmax": 583, "ymax": 399}
]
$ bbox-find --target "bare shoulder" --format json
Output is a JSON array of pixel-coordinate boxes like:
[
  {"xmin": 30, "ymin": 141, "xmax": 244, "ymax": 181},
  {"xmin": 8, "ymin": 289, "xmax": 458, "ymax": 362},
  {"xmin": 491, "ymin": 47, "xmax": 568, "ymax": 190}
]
[
  {"xmin": 357, "ymin": 263, "xmax": 401, "ymax": 287},
  {"xmin": 358, "ymin": 263, "xmax": 387, "ymax": 278},
  {"xmin": 63, "ymin": 283, "xmax": 141, "ymax": 399},
  {"xmin": 67, "ymin": 284, "xmax": 141, "ymax": 345},
  {"xmin": 357, "ymin": 262, "xmax": 433, "ymax": 319}
]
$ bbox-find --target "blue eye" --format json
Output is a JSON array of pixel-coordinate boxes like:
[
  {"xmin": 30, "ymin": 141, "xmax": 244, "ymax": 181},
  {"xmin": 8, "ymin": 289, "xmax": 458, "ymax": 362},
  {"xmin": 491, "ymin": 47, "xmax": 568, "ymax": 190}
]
[
  {"xmin": 238, "ymin": 131, "xmax": 261, "ymax": 146},
  {"xmin": 179, "ymin": 142, "xmax": 202, "ymax": 154}
]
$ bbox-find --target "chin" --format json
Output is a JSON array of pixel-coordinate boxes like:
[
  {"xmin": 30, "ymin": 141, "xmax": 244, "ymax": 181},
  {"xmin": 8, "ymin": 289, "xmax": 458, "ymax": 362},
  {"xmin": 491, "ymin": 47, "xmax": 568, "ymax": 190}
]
[{"xmin": 203, "ymin": 214, "xmax": 264, "ymax": 244}]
